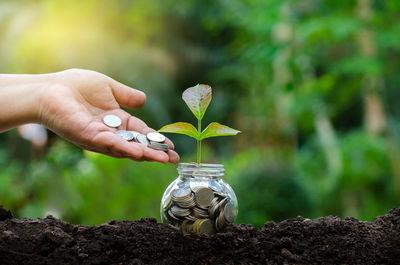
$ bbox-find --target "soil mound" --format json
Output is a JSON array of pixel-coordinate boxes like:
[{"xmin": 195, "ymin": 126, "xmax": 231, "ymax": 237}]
[{"xmin": 0, "ymin": 206, "xmax": 399, "ymax": 264}]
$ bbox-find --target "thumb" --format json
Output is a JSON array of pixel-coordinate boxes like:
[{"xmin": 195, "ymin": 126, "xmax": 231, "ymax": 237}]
[{"xmin": 109, "ymin": 79, "xmax": 146, "ymax": 109}]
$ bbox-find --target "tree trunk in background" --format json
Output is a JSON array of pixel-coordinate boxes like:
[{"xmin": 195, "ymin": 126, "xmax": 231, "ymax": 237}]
[
  {"xmin": 236, "ymin": 2, "xmax": 297, "ymax": 155},
  {"xmin": 387, "ymin": 129, "xmax": 400, "ymax": 203},
  {"xmin": 270, "ymin": 2, "xmax": 296, "ymax": 156},
  {"xmin": 357, "ymin": 0, "xmax": 400, "ymax": 204},
  {"xmin": 357, "ymin": 0, "xmax": 386, "ymax": 134},
  {"xmin": 314, "ymin": 113, "xmax": 342, "ymax": 180}
]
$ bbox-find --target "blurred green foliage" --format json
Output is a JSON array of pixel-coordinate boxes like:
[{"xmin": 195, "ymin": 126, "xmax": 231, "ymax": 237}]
[{"xmin": 1, "ymin": 0, "xmax": 400, "ymax": 226}]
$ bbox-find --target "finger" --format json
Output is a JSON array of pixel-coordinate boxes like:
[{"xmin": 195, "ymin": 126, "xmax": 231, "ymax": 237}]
[
  {"xmin": 94, "ymin": 131, "xmax": 170, "ymax": 163},
  {"xmin": 167, "ymin": 149, "xmax": 180, "ymax": 164},
  {"xmin": 126, "ymin": 116, "xmax": 175, "ymax": 150},
  {"xmin": 142, "ymin": 145, "xmax": 170, "ymax": 164},
  {"xmin": 92, "ymin": 131, "xmax": 144, "ymax": 159},
  {"xmin": 98, "ymin": 109, "xmax": 144, "ymax": 132},
  {"xmin": 109, "ymin": 78, "xmax": 146, "ymax": 109},
  {"xmin": 98, "ymin": 110, "xmax": 175, "ymax": 163},
  {"xmin": 124, "ymin": 116, "xmax": 177, "ymax": 163},
  {"xmin": 107, "ymin": 142, "xmax": 170, "ymax": 164}
]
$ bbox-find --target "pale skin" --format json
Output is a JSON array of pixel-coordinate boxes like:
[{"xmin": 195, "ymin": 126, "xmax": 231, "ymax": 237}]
[{"xmin": 0, "ymin": 68, "xmax": 180, "ymax": 164}]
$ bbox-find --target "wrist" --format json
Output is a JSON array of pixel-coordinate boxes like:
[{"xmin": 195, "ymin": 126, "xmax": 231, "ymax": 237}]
[
  {"xmin": 35, "ymin": 74, "xmax": 57, "ymax": 126},
  {"xmin": 0, "ymin": 73, "xmax": 57, "ymax": 131}
]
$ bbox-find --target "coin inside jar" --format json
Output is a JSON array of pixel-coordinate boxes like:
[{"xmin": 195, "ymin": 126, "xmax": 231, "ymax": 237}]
[
  {"xmin": 161, "ymin": 175, "xmax": 237, "ymax": 234},
  {"xmin": 194, "ymin": 187, "xmax": 214, "ymax": 209},
  {"xmin": 223, "ymin": 202, "xmax": 235, "ymax": 224},
  {"xmin": 170, "ymin": 205, "xmax": 190, "ymax": 218},
  {"xmin": 193, "ymin": 218, "xmax": 214, "ymax": 234},
  {"xmin": 171, "ymin": 187, "xmax": 192, "ymax": 200}
]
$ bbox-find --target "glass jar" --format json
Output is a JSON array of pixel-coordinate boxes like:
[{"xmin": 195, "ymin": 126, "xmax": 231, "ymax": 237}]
[{"xmin": 160, "ymin": 163, "xmax": 238, "ymax": 234}]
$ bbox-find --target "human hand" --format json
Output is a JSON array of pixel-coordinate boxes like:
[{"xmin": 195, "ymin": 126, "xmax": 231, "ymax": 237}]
[{"xmin": 38, "ymin": 69, "xmax": 179, "ymax": 164}]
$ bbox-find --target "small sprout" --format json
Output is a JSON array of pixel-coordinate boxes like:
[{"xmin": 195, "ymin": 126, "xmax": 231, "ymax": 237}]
[
  {"xmin": 182, "ymin": 84, "xmax": 212, "ymax": 121},
  {"xmin": 158, "ymin": 122, "xmax": 198, "ymax": 139},
  {"xmin": 159, "ymin": 84, "xmax": 241, "ymax": 164}
]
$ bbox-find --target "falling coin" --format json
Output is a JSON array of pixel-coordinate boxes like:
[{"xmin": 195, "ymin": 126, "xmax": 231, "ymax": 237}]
[
  {"xmin": 147, "ymin": 132, "xmax": 166, "ymax": 143},
  {"xmin": 103, "ymin": 114, "xmax": 122, "ymax": 128}
]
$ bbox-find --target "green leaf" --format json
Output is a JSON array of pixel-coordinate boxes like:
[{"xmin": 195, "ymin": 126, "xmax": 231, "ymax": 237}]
[
  {"xmin": 200, "ymin": 122, "xmax": 241, "ymax": 140},
  {"xmin": 182, "ymin": 84, "xmax": 212, "ymax": 120},
  {"xmin": 158, "ymin": 122, "xmax": 200, "ymax": 140}
]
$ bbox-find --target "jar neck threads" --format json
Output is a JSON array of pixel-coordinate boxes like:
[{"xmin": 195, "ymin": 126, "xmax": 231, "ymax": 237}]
[{"xmin": 177, "ymin": 163, "xmax": 225, "ymax": 178}]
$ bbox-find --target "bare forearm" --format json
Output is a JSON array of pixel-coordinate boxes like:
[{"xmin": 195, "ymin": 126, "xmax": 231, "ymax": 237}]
[
  {"xmin": 0, "ymin": 69, "xmax": 179, "ymax": 163},
  {"xmin": 0, "ymin": 73, "xmax": 52, "ymax": 132}
]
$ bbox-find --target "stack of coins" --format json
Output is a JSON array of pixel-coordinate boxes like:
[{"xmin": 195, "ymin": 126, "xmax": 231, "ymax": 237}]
[
  {"xmin": 103, "ymin": 114, "xmax": 169, "ymax": 152},
  {"xmin": 163, "ymin": 185, "xmax": 236, "ymax": 234}
]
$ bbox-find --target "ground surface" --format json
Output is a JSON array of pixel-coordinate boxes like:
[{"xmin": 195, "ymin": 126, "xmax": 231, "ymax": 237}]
[{"xmin": 0, "ymin": 206, "xmax": 399, "ymax": 265}]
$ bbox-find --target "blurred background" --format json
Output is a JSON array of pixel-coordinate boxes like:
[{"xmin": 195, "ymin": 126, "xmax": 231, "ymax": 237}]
[{"xmin": 1, "ymin": 0, "xmax": 400, "ymax": 227}]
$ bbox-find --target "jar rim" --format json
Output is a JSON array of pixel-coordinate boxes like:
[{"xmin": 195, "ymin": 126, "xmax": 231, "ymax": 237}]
[
  {"xmin": 178, "ymin": 162, "xmax": 224, "ymax": 168},
  {"xmin": 177, "ymin": 162, "xmax": 225, "ymax": 178}
]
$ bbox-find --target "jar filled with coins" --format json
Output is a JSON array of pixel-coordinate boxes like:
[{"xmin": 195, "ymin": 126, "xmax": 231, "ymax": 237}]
[{"xmin": 160, "ymin": 163, "xmax": 238, "ymax": 234}]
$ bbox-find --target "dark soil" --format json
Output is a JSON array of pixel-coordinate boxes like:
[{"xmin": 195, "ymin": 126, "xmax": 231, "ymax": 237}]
[{"xmin": 0, "ymin": 205, "xmax": 399, "ymax": 265}]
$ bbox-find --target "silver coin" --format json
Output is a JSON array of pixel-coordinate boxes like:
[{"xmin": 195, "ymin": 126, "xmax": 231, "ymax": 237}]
[
  {"xmin": 223, "ymin": 202, "xmax": 235, "ymax": 224},
  {"xmin": 215, "ymin": 197, "xmax": 228, "ymax": 212},
  {"xmin": 215, "ymin": 216, "xmax": 220, "ymax": 231},
  {"xmin": 209, "ymin": 180, "xmax": 224, "ymax": 192},
  {"xmin": 176, "ymin": 194, "xmax": 196, "ymax": 209},
  {"xmin": 151, "ymin": 141, "xmax": 169, "ymax": 148},
  {"xmin": 147, "ymin": 132, "xmax": 166, "ymax": 143},
  {"xmin": 171, "ymin": 187, "xmax": 192, "ymax": 199},
  {"xmin": 116, "ymin": 130, "xmax": 135, "ymax": 141},
  {"xmin": 148, "ymin": 142, "xmax": 169, "ymax": 151},
  {"xmin": 129, "ymin": 131, "xmax": 140, "ymax": 141},
  {"xmin": 210, "ymin": 197, "xmax": 227, "ymax": 221},
  {"xmin": 170, "ymin": 205, "xmax": 190, "ymax": 217},
  {"xmin": 214, "ymin": 192, "xmax": 227, "ymax": 198},
  {"xmin": 167, "ymin": 209, "xmax": 180, "ymax": 222},
  {"xmin": 208, "ymin": 197, "xmax": 221, "ymax": 220},
  {"xmin": 192, "ymin": 207, "xmax": 209, "ymax": 218},
  {"xmin": 185, "ymin": 215, "xmax": 198, "ymax": 222},
  {"xmin": 103, "ymin": 114, "xmax": 122, "ymax": 128},
  {"xmin": 218, "ymin": 208, "xmax": 226, "ymax": 229},
  {"xmin": 194, "ymin": 187, "xmax": 214, "ymax": 209},
  {"xmin": 136, "ymin": 133, "xmax": 149, "ymax": 146}
]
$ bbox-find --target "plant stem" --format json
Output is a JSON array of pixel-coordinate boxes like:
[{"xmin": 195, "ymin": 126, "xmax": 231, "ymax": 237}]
[{"xmin": 197, "ymin": 118, "xmax": 201, "ymax": 164}]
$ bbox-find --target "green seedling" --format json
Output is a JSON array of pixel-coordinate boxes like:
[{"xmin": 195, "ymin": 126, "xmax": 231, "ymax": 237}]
[{"xmin": 159, "ymin": 84, "xmax": 241, "ymax": 164}]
